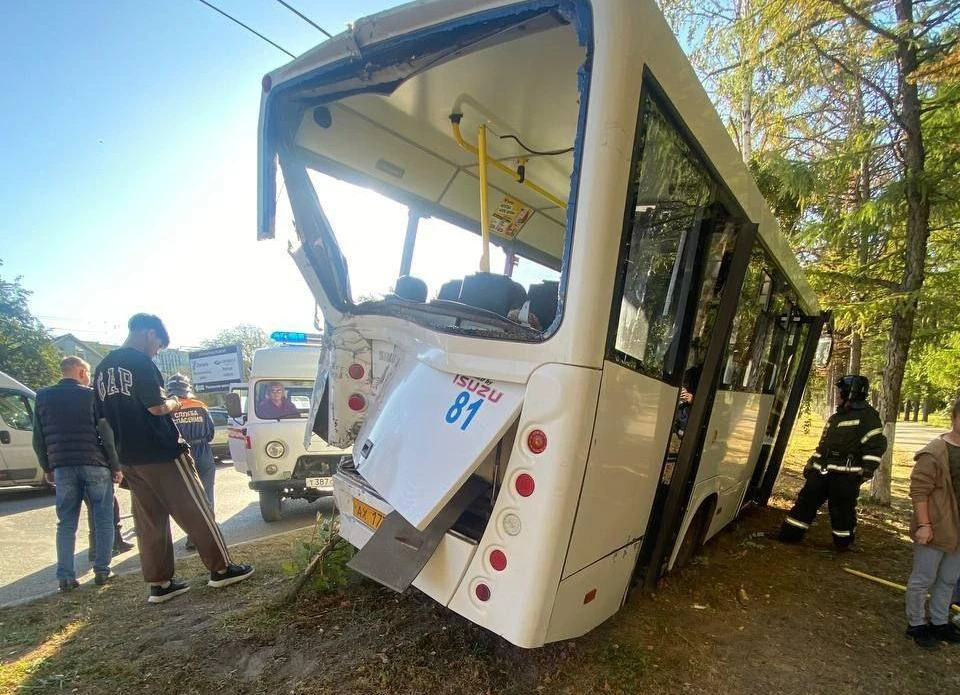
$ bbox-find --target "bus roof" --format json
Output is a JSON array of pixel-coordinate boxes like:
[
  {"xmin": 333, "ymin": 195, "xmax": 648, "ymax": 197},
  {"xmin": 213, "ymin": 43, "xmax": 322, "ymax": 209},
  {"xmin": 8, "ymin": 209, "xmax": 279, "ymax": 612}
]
[{"xmin": 259, "ymin": 0, "xmax": 819, "ymax": 314}]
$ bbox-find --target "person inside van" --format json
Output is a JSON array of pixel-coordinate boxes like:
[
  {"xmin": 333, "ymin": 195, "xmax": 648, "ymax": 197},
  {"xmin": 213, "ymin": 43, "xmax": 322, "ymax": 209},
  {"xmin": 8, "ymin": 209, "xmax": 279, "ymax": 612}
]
[{"xmin": 257, "ymin": 382, "xmax": 300, "ymax": 419}]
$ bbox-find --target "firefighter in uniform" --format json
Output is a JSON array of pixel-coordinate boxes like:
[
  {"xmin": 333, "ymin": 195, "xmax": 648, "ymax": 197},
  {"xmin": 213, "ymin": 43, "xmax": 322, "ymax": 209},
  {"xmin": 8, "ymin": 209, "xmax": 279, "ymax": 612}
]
[{"xmin": 779, "ymin": 375, "xmax": 887, "ymax": 549}]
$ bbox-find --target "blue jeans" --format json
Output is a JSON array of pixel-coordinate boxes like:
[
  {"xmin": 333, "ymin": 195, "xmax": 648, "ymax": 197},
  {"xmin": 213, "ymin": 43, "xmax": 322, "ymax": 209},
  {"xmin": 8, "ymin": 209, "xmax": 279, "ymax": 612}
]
[{"xmin": 54, "ymin": 465, "xmax": 114, "ymax": 579}]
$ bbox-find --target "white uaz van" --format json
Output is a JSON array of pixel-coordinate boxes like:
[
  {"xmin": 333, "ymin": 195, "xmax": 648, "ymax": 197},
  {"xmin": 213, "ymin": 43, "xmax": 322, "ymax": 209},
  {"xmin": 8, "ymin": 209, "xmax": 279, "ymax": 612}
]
[{"xmin": 225, "ymin": 335, "xmax": 348, "ymax": 521}]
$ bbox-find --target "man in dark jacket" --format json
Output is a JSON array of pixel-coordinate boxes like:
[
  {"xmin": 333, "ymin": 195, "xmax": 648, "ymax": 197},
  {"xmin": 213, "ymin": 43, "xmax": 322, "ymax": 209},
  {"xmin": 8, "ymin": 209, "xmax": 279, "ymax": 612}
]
[
  {"xmin": 778, "ymin": 375, "xmax": 887, "ymax": 549},
  {"xmin": 33, "ymin": 356, "xmax": 122, "ymax": 591}
]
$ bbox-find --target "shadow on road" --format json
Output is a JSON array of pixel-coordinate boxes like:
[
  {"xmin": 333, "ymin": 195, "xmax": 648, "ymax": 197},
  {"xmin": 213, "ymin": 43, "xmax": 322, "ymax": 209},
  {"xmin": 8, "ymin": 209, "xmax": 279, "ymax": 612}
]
[{"xmin": 0, "ymin": 486, "xmax": 55, "ymax": 517}]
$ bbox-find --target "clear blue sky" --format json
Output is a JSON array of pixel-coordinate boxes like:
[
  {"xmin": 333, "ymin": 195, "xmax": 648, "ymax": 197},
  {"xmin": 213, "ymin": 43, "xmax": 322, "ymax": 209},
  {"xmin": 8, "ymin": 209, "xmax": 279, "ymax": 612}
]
[{"xmin": 0, "ymin": 0, "xmax": 394, "ymax": 347}]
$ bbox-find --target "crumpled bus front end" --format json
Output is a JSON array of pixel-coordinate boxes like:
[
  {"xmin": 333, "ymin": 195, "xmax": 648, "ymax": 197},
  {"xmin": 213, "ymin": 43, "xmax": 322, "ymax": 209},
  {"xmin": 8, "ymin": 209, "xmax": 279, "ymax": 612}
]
[
  {"xmin": 257, "ymin": 0, "xmax": 618, "ymax": 647},
  {"xmin": 319, "ymin": 330, "xmax": 602, "ymax": 648}
]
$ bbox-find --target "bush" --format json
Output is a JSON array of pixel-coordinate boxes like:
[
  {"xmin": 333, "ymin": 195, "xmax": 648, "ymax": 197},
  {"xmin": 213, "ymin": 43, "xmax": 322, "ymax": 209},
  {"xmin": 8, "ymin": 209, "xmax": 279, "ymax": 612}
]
[{"xmin": 282, "ymin": 514, "xmax": 354, "ymax": 593}]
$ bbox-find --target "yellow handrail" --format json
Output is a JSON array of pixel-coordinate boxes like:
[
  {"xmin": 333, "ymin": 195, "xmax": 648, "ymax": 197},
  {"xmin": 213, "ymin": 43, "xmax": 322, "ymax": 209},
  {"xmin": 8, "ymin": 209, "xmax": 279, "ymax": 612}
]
[
  {"xmin": 450, "ymin": 116, "xmax": 568, "ymax": 211},
  {"xmin": 477, "ymin": 124, "xmax": 491, "ymax": 273}
]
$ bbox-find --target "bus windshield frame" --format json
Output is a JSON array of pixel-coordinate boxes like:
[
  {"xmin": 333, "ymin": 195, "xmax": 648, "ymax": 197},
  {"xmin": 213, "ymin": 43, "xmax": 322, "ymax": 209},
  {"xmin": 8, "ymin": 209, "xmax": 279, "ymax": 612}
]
[{"xmin": 261, "ymin": 2, "xmax": 594, "ymax": 343}]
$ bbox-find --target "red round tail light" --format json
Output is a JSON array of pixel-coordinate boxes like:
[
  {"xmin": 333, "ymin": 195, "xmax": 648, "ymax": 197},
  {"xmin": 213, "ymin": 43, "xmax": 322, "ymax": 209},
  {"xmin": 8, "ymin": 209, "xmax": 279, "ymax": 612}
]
[
  {"xmin": 348, "ymin": 363, "xmax": 365, "ymax": 380},
  {"xmin": 515, "ymin": 473, "xmax": 535, "ymax": 497},
  {"xmin": 347, "ymin": 394, "xmax": 366, "ymax": 412},
  {"xmin": 489, "ymin": 549, "xmax": 507, "ymax": 572},
  {"xmin": 527, "ymin": 429, "xmax": 548, "ymax": 454},
  {"xmin": 475, "ymin": 583, "xmax": 491, "ymax": 602}
]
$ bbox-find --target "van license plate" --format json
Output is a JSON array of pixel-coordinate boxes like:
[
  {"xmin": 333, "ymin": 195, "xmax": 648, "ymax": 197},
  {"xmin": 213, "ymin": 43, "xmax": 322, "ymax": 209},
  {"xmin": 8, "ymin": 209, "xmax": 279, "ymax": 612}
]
[
  {"xmin": 352, "ymin": 498, "xmax": 385, "ymax": 531},
  {"xmin": 305, "ymin": 476, "xmax": 332, "ymax": 489}
]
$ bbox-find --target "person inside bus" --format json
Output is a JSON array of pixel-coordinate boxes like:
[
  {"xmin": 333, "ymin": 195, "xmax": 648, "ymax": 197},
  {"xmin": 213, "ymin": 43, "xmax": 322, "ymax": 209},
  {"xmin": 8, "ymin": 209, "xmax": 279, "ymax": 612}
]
[
  {"xmin": 257, "ymin": 382, "xmax": 300, "ymax": 419},
  {"xmin": 673, "ymin": 365, "xmax": 702, "ymax": 439}
]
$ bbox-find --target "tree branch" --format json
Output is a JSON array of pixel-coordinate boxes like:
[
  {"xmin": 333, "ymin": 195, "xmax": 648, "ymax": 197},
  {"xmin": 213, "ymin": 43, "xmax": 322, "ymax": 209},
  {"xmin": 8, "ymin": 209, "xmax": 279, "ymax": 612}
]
[
  {"xmin": 807, "ymin": 268, "xmax": 901, "ymax": 291},
  {"xmin": 822, "ymin": 0, "xmax": 904, "ymax": 44},
  {"xmin": 810, "ymin": 40, "xmax": 905, "ymax": 130}
]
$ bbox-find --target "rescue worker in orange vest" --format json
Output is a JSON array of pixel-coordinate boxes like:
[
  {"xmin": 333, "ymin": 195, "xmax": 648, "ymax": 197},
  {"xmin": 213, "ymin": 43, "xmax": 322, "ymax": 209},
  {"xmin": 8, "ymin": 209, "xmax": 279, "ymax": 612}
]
[
  {"xmin": 779, "ymin": 375, "xmax": 887, "ymax": 549},
  {"xmin": 167, "ymin": 375, "xmax": 216, "ymax": 550}
]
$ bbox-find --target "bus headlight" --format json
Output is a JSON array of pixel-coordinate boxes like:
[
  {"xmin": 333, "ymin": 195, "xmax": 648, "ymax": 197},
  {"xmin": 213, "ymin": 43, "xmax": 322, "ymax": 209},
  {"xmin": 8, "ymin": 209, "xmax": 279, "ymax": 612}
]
[{"xmin": 265, "ymin": 441, "xmax": 286, "ymax": 459}]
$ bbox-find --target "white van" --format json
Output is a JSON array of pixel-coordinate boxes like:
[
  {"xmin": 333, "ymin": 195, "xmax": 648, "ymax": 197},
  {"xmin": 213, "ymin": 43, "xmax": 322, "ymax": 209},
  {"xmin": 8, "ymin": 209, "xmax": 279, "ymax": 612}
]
[
  {"xmin": 226, "ymin": 336, "xmax": 348, "ymax": 521},
  {"xmin": 0, "ymin": 371, "xmax": 46, "ymax": 489}
]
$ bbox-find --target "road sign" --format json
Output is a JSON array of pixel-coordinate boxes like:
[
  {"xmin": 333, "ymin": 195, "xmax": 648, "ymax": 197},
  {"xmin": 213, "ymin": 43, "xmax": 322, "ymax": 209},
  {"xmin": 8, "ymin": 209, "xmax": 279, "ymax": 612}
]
[{"xmin": 189, "ymin": 344, "xmax": 243, "ymax": 393}]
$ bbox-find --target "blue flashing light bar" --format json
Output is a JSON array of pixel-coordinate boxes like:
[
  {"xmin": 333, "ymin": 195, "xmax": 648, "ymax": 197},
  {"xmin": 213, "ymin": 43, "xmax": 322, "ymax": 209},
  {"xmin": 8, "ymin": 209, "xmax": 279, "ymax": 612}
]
[
  {"xmin": 271, "ymin": 331, "xmax": 308, "ymax": 343},
  {"xmin": 270, "ymin": 331, "xmax": 324, "ymax": 344}
]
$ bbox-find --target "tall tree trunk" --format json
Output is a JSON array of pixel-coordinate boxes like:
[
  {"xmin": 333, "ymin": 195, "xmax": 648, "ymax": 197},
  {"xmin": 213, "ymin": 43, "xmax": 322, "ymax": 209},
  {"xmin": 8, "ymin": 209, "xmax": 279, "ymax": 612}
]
[
  {"xmin": 826, "ymin": 361, "xmax": 836, "ymax": 416},
  {"xmin": 868, "ymin": 0, "xmax": 931, "ymax": 505},
  {"xmin": 912, "ymin": 400, "xmax": 920, "ymax": 422},
  {"xmin": 849, "ymin": 87, "xmax": 868, "ymax": 378},
  {"xmin": 738, "ymin": 0, "xmax": 753, "ymax": 162},
  {"xmin": 849, "ymin": 331, "xmax": 862, "ymax": 374},
  {"xmin": 922, "ymin": 397, "xmax": 930, "ymax": 423}
]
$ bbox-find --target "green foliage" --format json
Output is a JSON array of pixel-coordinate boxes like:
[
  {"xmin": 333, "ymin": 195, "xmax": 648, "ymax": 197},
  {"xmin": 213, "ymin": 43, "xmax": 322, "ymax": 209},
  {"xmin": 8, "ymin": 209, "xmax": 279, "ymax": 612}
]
[
  {"xmin": 658, "ymin": 0, "xmax": 960, "ymax": 393},
  {"xmin": 0, "ymin": 261, "xmax": 60, "ymax": 389},
  {"xmin": 281, "ymin": 515, "xmax": 353, "ymax": 593},
  {"xmin": 658, "ymin": 0, "xmax": 959, "ymax": 502},
  {"xmin": 200, "ymin": 324, "xmax": 269, "ymax": 379}
]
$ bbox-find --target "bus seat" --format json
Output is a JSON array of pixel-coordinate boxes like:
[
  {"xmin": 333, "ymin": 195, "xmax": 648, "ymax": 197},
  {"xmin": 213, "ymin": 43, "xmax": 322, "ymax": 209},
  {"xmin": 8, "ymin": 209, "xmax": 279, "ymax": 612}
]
[
  {"xmin": 459, "ymin": 272, "xmax": 527, "ymax": 317},
  {"xmin": 527, "ymin": 280, "xmax": 559, "ymax": 329},
  {"xmin": 437, "ymin": 279, "xmax": 463, "ymax": 301},
  {"xmin": 395, "ymin": 275, "xmax": 427, "ymax": 302}
]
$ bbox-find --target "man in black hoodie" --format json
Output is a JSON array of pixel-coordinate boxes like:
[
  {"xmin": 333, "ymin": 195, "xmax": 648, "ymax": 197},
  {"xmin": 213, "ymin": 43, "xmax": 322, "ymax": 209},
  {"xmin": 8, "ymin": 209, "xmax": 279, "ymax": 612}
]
[
  {"xmin": 94, "ymin": 314, "xmax": 253, "ymax": 604},
  {"xmin": 33, "ymin": 356, "xmax": 122, "ymax": 591}
]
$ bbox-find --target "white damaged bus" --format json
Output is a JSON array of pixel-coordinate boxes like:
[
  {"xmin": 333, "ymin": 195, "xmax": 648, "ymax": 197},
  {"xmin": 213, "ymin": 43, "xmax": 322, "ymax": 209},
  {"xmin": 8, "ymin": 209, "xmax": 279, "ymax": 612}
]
[{"xmin": 256, "ymin": 0, "xmax": 829, "ymax": 648}]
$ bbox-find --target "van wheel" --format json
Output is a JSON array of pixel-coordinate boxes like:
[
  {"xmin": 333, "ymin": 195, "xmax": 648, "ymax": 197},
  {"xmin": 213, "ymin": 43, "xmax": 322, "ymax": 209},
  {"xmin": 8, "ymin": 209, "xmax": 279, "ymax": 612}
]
[
  {"xmin": 259, "ymin": 490, "xmax": 282, "ymax": 522},
  {"xmin": 674, "ymin": 502, "xmax": 711, "ymax": 570}
]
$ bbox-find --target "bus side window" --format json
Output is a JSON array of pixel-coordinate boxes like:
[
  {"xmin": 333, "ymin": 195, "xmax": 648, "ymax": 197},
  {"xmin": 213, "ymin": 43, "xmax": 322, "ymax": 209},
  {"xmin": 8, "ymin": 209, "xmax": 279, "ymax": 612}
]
[{"xmin": 610, "ymin": 94, "xmax": 714, "ymax": 381}]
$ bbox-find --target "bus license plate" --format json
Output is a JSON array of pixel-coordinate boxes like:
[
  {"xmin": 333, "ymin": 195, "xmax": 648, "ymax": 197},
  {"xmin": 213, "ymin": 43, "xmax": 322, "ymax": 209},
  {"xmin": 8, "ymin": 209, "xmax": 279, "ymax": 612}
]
[
  {"xmin": 352, "ymin": 498, "xmax": 385, "ymax": 530},
  {"xmin": 305, "ymin": 476, "xmax": 332, "ymax": 489}
]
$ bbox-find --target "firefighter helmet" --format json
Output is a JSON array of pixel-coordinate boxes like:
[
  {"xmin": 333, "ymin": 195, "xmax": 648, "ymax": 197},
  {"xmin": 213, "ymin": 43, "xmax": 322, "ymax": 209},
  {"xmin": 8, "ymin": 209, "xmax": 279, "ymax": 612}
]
[
  {"xmin": 836, "ymin": 375, "xmax": 869, "ymax": 402},
  {"xmin": 166, "ymin": 374, "xmax": 194, "ymax": 399}
]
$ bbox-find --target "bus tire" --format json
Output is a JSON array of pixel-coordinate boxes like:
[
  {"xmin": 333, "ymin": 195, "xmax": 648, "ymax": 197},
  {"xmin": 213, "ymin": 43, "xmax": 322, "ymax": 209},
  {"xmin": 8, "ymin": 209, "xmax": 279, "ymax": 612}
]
[
  {"xmin": 674, "ymin": 501, "xmax": 712, "ymax": 570},
  {"xmin": 259, "ymin": 490, "xmax": 282, "ymax": 522}
]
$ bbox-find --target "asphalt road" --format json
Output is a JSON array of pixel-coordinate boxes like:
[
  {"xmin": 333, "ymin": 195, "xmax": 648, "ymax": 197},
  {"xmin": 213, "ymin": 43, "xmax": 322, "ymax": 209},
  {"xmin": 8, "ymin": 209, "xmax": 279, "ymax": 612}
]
[
  {"xmin": 0, "ymin": 464, "xmax": 333, "ymax": 607},
  {"xmin": 892, "ymin": 420, "xmax": 947, "ymax": 453}
]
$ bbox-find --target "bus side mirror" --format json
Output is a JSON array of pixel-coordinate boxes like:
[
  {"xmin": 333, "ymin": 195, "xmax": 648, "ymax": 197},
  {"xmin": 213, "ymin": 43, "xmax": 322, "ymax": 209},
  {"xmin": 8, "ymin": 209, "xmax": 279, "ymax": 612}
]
[
  {"xmin": 225, "ymin": 393, "xmax": 243, "ymax": 419},
  {"xmin": 814, "ymin": 327, "xmax": 834, "ymax": 369}
]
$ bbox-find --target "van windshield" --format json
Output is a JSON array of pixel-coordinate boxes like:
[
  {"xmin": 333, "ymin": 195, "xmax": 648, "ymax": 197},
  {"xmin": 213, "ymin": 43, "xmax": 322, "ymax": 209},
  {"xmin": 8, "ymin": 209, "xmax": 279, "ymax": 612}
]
[
  {"xmin": 268, "ymin": 7, "xmax": 589, "ymax": 342},
  {"xmin": 253, "ymin": 380, "xmax": 312, "ymax": 420}
]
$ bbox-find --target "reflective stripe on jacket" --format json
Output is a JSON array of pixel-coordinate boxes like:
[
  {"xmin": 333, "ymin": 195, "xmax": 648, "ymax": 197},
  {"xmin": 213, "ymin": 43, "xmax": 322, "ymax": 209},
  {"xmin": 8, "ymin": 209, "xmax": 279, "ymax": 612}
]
[
  {"xmin": 806, "ymin": 401, "xmax": 886, "ymax": 476},
  {"xmin": 171, "ymin": 398, "xmax": 215, "ymax": 449}
]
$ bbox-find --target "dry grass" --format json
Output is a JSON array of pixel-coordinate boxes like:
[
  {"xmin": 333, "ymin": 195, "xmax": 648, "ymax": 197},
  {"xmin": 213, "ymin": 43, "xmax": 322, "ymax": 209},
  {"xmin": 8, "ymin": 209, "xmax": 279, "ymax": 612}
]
[{"xmin": 1, "ymin": 425, "xmax": 955, "ymax": 695}]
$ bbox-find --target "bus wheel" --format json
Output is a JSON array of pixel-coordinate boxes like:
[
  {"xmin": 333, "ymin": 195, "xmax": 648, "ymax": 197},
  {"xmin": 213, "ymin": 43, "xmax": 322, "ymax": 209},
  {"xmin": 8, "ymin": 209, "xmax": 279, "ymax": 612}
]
[
  {"xmin": 674, "ymin": 502, "xmax": 711, "ymax": 570},
  {"xmin": 259, "ymin": 490, "xmax": 282, "ymax": 522}
]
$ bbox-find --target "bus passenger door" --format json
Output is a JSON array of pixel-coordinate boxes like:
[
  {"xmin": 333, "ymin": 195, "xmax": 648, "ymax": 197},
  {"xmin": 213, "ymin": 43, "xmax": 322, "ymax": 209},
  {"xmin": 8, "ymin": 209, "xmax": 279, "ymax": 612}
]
[{"xmin": 634, "ymin": 216, "xmax": 758, "ymax": 590}]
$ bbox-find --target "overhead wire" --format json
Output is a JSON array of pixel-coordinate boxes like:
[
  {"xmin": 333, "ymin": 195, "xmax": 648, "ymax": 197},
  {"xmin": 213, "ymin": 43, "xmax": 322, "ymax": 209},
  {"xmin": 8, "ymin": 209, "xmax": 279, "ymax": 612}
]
[
  {"xmin": 192, "ymin": 0, "xmax": 296, "ymax": 58},
  {"xmin": 274, "ymin": 0, "xmax": 334, "ymax": 38}
]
